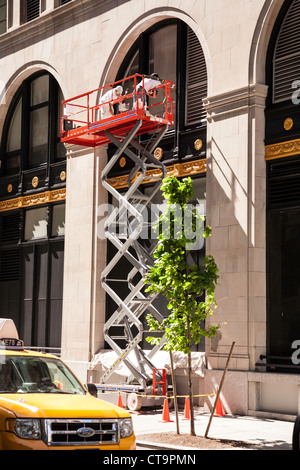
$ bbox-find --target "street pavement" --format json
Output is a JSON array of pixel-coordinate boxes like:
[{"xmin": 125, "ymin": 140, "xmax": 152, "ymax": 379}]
[{"xmin": 130, "ymin": 408, "xmax": 295, "ymax": 450}]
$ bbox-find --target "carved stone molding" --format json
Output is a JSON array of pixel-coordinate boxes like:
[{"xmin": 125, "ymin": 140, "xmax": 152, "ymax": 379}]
[{"xmin": 203, "ymin": 84, "xmax": 269, "ymax": 121}]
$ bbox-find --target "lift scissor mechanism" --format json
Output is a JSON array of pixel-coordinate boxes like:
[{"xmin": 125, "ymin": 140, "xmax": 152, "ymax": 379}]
[{"xmin": 61, "ymin": 74, "xmax": 174, "ymax": 410}]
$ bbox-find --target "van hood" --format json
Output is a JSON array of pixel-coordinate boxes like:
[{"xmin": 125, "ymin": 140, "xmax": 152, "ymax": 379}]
[{"xmin": 0, "ymin": 393, "xmax": 129, "ymax": 419}]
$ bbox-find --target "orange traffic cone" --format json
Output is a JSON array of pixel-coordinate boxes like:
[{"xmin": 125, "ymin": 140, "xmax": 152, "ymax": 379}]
[
  {"xmin": 117, "ymin": 394, "xmax": 123, "ymax": 408},
  {"xmin": 159, "ymin": 398, "xmax": 174, "ymax": 423},
  {"xmin": 214, "ymin": 397, "xmax": 225, "ymax": 417},
  {"xmin": 182, "ymin": 397, "xmax": 191, "ymax": 420}
]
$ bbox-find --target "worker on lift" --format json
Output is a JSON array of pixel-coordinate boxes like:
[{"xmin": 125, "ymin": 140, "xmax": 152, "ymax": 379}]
[
  {"xmin": 100, "ymin": 85, "xmax": 123, "ymax": 120},
  {"xmin": 134, "ymin": 73, "xmax": 162, "ymax": 110}
]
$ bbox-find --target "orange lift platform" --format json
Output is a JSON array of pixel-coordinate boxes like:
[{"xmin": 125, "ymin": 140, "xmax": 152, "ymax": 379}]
[
  {"xmin": 60, "ymin": 75, "xmax": 175, "ymax": 410},
  {"xmin": 60, "ymin": 73, "xmax": 174, "ymax": 148}
]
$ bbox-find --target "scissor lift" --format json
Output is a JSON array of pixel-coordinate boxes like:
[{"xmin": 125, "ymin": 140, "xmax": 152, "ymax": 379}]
[{"xmin": 61, "ymin": 74, "xmax": 174, "ymax": 409}]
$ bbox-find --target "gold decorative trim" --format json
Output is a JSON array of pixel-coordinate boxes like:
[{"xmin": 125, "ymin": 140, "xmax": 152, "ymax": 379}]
[
  {"xmin": 0, "ymin": 160, "xmax": 206, "ymax": 210},
  {"xmin": 119, "ymin": 157, "xmax": 126, "ymax": 168},
  {"xmin": 284, "ymin": 118, "xmax": 294, "ymax": 131},
  {"xmin": 107, "ymin": 159, "xmax": 207, "ymax": 189},
  {"xmin": 194, "ymin": 139, "xmax": 203, "ymax": 151},
  {"xmin": 60, "ymin": 171, "xmax": 66, "ymax": 182},
  {"xmin": 154, "ymin": 147, "xmax": 163, "ymax": 160},
  {"xmin": 32, "ymin": 176, "xmax": 39, "ymax": 188},
  {"xmin": 0, "ymin": 188, "xmax": 66, "ymax": 213},
  {"xmin": 265, "ymin": 138, "xmax": 300, "ymax": 160}
]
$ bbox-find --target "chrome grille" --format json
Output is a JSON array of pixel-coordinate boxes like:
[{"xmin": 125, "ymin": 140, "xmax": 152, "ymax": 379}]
[{"xmin": 44, "ymin": 419, "xmax": 119, "ymax": 447}]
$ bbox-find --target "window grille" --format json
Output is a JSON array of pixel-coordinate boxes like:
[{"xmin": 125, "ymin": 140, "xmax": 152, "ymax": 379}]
[
  {"xmin": 273, "ymin": 0, "xmax": 300, "ymax": 103},
  {"xmin": 26, "ymin": 0, "xmax": 40, "ymax": 22},
  {"xmin": 0, "ymin": 211, "xmax": 20, "ymax": 244},
  {"xmin": 0, "ymin": 249, "xmax": 20, "ymax": 281},
  {"xmin": 185, "ymin": 27, "xmax": 207, "ymax": 126},
  {"xmin": 268, "ymin": 158, "xmax": 300, "ymax": 209}
]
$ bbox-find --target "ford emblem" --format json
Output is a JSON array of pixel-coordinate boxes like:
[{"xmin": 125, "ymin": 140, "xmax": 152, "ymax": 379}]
[{"xmin": 77, "ymin": 427, "xmax": 95, "ymax": 438}]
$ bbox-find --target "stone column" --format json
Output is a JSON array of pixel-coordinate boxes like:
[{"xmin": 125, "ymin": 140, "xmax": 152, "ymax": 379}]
[
  {"xmin": 60, "ymin": 144, "xmax": 108, "ymax": 382},
  {"xmin": 90, "ymin": 145, "xmax": 108, "ymax": 358},
  {"xmin": 203, "ymin": 83, "xmax": 268, "ymax": 372}
]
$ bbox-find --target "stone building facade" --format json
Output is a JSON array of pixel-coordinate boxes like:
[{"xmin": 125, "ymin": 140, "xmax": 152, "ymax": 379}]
[{"xmin": 0, "ymin": 0, "xmax": 300, "ymax": 419}]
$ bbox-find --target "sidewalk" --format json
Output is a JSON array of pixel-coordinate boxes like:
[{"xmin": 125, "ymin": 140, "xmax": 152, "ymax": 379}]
[{"xmin": 130, "ymin": 408, "xmax": 295, "ymax": 450}]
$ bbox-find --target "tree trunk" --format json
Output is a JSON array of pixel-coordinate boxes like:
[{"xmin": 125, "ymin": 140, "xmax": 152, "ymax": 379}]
[
  {"xmin": 186, "ymin": 315, "xmax": 196, "ymax": 436},
  {"xmin": 169, "ymin": 350, "xmax": 180, "ymax": 434},
  {"xmin": 188, "ymin": 350, "xmax": 196, "ymax": 436}
]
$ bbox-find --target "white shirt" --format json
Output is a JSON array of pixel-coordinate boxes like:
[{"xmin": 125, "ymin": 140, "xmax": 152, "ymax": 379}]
[
  {"xmin": 137, "ymin": 78, "xmax": 161, "ymax": 93},
  {"xmin": 100, "ymin": 87, "xmax": 122, "ymax": 104}
]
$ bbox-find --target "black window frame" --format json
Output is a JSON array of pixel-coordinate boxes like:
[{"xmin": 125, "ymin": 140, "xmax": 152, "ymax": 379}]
[
  {"xmin": 0, "ymin": 202, "xmax": 65, "ymax": 246},
  {"xmin": 0, "ymin": 0, "xmax": 7, "ymax": 35},
  {"xmin": 265, "ymin": 0, "xmax": 300, "ymax": 373},
  {"xmin": 116, "ymin": 19, "xmax": 207, "ymax": 138},
  {"xmin": 0, "ymin": 201, "xmax": 65, "ymax": 348},
  {"xmin": 0, "ymin": 71, "xmax": 65, "ymax": 179}
]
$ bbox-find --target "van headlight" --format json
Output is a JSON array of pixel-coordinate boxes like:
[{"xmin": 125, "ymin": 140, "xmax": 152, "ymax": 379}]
[
  {"xmin": 12, "ymin": 419, "xmax": 41, "ymax": 440},
  {"xmin": 119, "ymin": 418, "xmax": 133, "ymax": 439}
]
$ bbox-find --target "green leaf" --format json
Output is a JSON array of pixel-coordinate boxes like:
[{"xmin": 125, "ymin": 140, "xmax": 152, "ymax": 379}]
[{"xmin": 145, "ymin": 176, "xmax": 220, "ymax": 357}]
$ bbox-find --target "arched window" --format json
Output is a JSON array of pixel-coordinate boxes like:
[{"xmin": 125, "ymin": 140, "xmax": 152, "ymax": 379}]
[
  {"xmin": 1, "ymin": 71, "xmax": 65, "ymax": 178},
  {"xmin": 272, "ymin": 0, "xmax": 300, "ymax": 104},
  {"xmin": 117, "ymin": 20, "xmax": 207, "ymax": 147},
  {"xmin": 0, "ymin": 71, "xmax": 66, "ymax": 349}
]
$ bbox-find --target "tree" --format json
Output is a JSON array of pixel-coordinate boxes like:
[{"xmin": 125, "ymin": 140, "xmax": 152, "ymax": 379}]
[{"xmin": 145, "ymin": 176, "xmax": 220, "ymax": 436}]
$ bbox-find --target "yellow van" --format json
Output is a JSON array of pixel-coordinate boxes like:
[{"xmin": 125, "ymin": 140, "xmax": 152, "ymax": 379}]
[{"xmin": 0, "ymin": 319, "xmax": 135, "ymax": 450}]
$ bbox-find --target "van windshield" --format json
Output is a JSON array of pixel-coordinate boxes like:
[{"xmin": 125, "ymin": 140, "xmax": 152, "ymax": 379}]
[{"xmin": 0, "ymin": 355, "xmax": 86, "ymax": 395}]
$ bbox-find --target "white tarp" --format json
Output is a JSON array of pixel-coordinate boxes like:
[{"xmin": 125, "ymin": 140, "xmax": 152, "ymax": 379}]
[{"xmin": 89, "ymin": 350, "xmax": 206, "ymax": 378}]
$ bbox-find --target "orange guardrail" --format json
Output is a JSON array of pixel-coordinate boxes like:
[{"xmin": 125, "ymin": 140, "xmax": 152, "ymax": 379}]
[{"xmin": 60, "ymin": 74, "xmax": 174, "ymax": 147}]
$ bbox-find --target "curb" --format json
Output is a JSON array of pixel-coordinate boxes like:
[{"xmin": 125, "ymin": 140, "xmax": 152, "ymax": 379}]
[
  {"xmin": 136, "ymin": 439, "xmax": 199, "ymax": 451},
  {"xmin": 136, "ymin": 439, "xmax": 247, "ymax": 451}
]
